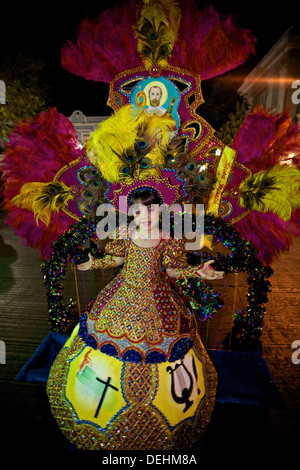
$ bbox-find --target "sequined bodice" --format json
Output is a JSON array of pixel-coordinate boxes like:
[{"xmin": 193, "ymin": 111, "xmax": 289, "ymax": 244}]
[
  {"xmin": 82, "ymin": 237, "xmax": 192, "ymax": 362},
  {"xmin": 121, "ymin": 240, "xmax": 166, "ymax": 289}
]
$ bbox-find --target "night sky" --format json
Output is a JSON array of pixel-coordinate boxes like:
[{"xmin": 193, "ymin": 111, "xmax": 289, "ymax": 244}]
[{"xmin": 1, "ymin": 1, "xmax": 295, "ymax": 117}]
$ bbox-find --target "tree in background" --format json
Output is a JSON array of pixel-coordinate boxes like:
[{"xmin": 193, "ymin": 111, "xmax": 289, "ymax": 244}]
[
  {"xmin": 199, "ymin": 73, "xmax": 248, "ymax": 146},
  {"xmin": 0, "ymin": 38, "xmax": 48, "ymax": 151},
  {"xmin": 215, "ymin": 100, "xmax": 248, "ymax": 146}
]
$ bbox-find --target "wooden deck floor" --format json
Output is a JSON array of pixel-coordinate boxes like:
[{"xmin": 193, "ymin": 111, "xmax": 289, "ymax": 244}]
[{"xmin": 0, "ymin": 209, "xmax": 299, "ymax": 456}]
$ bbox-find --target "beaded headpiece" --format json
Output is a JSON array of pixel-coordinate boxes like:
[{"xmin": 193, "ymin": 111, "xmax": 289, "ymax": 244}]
[{"xmin": 104, "ymin": 169, "xmax": 186, "ymax": 212}]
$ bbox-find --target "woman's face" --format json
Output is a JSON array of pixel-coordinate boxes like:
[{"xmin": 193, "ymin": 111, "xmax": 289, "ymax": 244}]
[{"xmin": 131, "ymin": 202, "xmax": 160, "ymax": 234}]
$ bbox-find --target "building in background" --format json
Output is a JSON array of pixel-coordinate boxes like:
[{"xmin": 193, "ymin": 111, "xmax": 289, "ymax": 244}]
[
  {"xmin": 68, "ymin": 110, "xmax": 107, "ymax": 146},
  {"xmin": 238, "ymin": 27, "xmax": 300, "ymax": 125}
]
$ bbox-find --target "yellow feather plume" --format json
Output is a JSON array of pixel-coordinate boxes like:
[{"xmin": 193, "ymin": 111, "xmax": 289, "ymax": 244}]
[
  {"xmin": 239, "ymin": 164, "xmax": 300, "ymax": 220},
  {"xmin": 86, "ymin": 104, "xmax": 176, "ymax": 182},
  {"xmin": 11, "ymin": 181, "xmax": 74, "ymax": 226},
  {"xmin": 86, "ymin": 106, "xmax": 138, "ymax": 182},
  {"xmin": 133, "ymin": 0, "xmax": 181, "ymax": 69}
]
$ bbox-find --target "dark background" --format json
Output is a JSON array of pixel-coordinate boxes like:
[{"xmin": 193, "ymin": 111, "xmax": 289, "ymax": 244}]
[{"xmin": 1, "ymin": 1, "xmax": 295, "ymax": 116}]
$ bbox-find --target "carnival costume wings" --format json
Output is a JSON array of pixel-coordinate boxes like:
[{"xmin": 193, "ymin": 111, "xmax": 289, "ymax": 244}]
[{"xmin": 3, "ymin": 0, "xmax": 300, "ymax": 265}]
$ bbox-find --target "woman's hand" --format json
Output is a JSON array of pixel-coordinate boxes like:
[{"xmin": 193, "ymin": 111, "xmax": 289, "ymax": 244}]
[
  {"xmin": 77, "ymin": 253, "xmax": 95, "ymax": 271},
  {"xmin": 168, "ymin": 259, "xmax": 224, "ymax": 280},
  {"xmin": 197, "ymin": 260, "xmax": 224, "ymax": 280}
]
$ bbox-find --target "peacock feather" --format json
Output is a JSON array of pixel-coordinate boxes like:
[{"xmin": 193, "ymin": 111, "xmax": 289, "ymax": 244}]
[
  {"xmin": 86, "ymin": 104, "xmax": 176, "ymax": 182},
  {"xmin": 165, "ymin": 137, "xmax": 215, "ymax": 204},
  {"xmin": 133, "ymin": 0, "xmax": 181, "ymax": 69},
  {"xmin": 76, "ymin": 167, "xmax": 107, "ymax": 216}
]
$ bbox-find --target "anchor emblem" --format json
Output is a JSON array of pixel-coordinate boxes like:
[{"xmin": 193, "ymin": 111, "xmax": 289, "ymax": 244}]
[{"xmin": 166, "ymin": 355, "xmax": 200, "ymax": 413}]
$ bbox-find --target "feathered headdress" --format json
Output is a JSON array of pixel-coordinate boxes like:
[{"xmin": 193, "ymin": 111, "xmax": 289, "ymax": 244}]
[
  {"xmin": 3, "ymin": 1, "xmax": 300, "ymax": 268},
  {"xmin": 61, "ymin": 0, "xmax": 256, "ymax": 83}
]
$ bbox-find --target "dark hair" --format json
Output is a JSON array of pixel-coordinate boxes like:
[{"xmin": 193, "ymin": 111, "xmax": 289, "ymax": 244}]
[{"xmin": 129, "ymin": 188, "xmax": 162, "ymax": 207}]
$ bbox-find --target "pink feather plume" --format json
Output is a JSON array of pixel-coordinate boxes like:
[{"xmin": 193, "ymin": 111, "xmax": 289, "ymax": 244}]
[
  {"xmin": 233, "ymin": 105, "xmax": 300, "ymax": 171},
  {"xmin": 232, "ymin": 106, "xmax": 300, "ymax": 264},
  {"xmin": 171, "ymin": 1, "xmax": 256, "ymax": 80},
  {"xmin": 2, "ymin": 108, "xmax": 83, "ymax": 258},
  {"xmin": 61, "ymin": 1, "xmax": 141, "ymax": 83},
  {"xmin": 60, "ymin": 1, "xmax": 256, "ymax": 83}
]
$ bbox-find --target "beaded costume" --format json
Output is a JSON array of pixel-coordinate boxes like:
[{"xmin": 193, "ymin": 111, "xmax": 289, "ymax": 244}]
[
  {"xmin": 47, "ymin": 234, "xmax": 218, "ymax": 450},
  {"xmin": 82, "ymin": 238, "xmax": 193, "ymax": 361},
  {"xmin": 2, "ymin": 0, "xmax": 300, "ymax": 452}
]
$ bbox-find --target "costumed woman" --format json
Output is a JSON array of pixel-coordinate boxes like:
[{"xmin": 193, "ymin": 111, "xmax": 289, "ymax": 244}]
[
  {"xmin": 46, "ymin": 184, "xmax": 224, "ymax": 450},
  {"xmin": 6, "ymin": 0, "xmax": 300, "ymax": 452}
]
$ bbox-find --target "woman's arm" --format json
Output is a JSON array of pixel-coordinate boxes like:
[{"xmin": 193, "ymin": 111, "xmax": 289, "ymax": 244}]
[
  {"xmin": 77, "ymin": 253, "xmax": 124, "ymax": 271},
  {"xmin": 166, "ymin": 260, "xmax": 224, "ymax": 280},
  {"xmin": 163, "ymin": 239, "xmax": 223, "ymax": 281}
]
